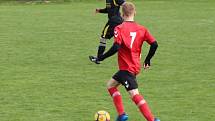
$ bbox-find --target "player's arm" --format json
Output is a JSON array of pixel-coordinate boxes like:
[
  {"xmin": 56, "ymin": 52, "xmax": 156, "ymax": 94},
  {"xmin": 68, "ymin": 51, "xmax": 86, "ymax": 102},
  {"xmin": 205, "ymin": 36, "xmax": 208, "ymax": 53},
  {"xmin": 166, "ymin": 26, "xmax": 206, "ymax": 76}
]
[
  {"xmin": 96, "ymin": 8, "xmax": 108, "ymax": 14},
  {"xmin": 144, "ymin": 41, "xmax": 158, "ymax": 69},
  {"xmin": 143, "ymin": 29, "xmax": 158, "ymax": 69},
  {"xmin": 97, "ymin": 43, "xmax": 120, "ymax": 61}
]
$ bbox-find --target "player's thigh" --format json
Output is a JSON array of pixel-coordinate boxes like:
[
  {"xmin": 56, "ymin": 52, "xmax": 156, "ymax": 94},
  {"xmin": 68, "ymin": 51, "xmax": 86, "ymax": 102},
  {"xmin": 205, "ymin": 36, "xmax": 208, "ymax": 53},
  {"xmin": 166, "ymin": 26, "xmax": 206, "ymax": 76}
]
[
  {"xmin": 107, "ymin": 78, "xmax": 120, "ymax": 89},
  {"xmin": 101, "ymin": 22, "xmax": 112, "ymax": 39},
  {"xmin": 107, "ymin": 22, "xmax": 121, "ymax": 39},
  {"xmin": 101, "ymin": 21, "xmax": 120, "ymax": 39},
  {"xmin": 112, "ymin": 70, "xmax": 138, "ymax": 91}
]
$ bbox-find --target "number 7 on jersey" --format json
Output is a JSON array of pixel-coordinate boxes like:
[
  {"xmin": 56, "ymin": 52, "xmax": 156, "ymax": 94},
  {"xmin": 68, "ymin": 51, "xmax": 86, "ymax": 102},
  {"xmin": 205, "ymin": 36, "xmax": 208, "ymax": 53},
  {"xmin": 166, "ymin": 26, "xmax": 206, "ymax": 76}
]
[{"xmin": 130, "ymin": 32, "xmax": 136, "ymax": 48}]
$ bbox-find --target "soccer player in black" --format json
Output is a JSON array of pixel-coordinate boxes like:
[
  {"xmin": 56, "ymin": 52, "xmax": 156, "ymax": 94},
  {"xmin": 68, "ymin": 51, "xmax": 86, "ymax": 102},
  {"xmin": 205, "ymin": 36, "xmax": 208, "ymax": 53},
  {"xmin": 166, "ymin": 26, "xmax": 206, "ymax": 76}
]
[{"xmin": 89, "ymin": 0, "xmax": 125, "ymax": 64}]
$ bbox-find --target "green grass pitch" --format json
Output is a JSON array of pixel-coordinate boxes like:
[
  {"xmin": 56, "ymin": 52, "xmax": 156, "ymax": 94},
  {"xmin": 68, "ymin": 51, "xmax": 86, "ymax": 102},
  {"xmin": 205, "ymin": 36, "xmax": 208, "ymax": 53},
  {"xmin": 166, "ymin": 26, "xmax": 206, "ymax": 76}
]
[{"xmin": 0, "ymin": 0, "xmax": 215, "ymax": 121}]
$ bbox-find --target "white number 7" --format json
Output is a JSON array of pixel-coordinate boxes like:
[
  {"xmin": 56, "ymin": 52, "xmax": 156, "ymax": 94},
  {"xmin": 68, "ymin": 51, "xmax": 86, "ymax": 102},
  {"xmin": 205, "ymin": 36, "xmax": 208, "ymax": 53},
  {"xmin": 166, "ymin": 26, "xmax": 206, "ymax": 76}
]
[{"xmin": 130, "ymin": 32, "xmax": 137, "ymax": 48}]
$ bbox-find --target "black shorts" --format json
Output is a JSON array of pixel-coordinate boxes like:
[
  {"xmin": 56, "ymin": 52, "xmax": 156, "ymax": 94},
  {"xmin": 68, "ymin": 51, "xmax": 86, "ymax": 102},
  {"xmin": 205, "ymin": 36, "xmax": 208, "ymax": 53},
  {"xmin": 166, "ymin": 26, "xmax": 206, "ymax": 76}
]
[
  {"xmin": 101, "ymin": 16, "xmax": 123, "ymax": 39},
  {"xmin": 112, "ymin": 70, "xmax": 138, "ymax": 91}
]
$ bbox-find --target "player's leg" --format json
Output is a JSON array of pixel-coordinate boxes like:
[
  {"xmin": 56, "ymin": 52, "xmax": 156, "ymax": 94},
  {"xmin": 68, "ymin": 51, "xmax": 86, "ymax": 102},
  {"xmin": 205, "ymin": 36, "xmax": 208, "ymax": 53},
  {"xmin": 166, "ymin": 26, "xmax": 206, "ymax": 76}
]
[
  {"xmin": 89, "ymin": 22, "xmax": 111, "ymax": 64},
  {"xmin": 96, "ymin": 20, "xmax": 119, "ymax": 58},
  {"xmin": 97, "ymin": 37, "xmax": 107, "ymax": 58},
  {"xmin": 111, "ymin": 71, "xmax": 128, "ymax": 121},
  {"xmin": 128, "ymin": 89, "xmax": 157, "ymax": 121},
  {"xmin": 98, "ymin": 22, "xmax": 112, "ymax": 57},
  {"xmin": 107, "ymin": 78, "xmax": 125, "ymax": 116},
  {"xmin": 98, "ymin": 18, "xmax": 122, "ymax": 57},
  {"xmin": 97, "ymin": 17, "xmax": 123, "ymax": 58},
  {"xmin": 119, "ymin": 71, "xmax": 159, "ymax": 121}
]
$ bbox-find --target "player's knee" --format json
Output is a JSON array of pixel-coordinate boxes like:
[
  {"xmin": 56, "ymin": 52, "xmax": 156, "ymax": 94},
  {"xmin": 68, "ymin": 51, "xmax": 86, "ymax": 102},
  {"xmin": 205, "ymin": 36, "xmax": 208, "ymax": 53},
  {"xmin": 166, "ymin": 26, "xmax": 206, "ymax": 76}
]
[
  {"xmin": 128, "ymin": 89, "xmax": 139, "ymax": 98},
  {"xmin": 99, "ymin": 37, "xmax": 107, "ymax": 47},
  {"xmin": 106, "ymin": 79, "xmax": 119, "ymax": 89},
  {"xmin": 106, "ymin": 80, "xmax": 113, "ymax": 89}
]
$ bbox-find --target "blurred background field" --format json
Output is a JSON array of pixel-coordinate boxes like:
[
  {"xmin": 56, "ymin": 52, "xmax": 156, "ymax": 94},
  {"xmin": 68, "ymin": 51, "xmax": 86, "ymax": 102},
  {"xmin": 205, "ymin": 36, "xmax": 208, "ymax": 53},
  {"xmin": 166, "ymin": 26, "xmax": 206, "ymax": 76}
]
[
  {"xmin": 0, "ymin": 0, "xmax": 214, "ymax": 121},
  {"xmin": 0, "ymin": 0, "xmax": 104, "ymax": 4}
]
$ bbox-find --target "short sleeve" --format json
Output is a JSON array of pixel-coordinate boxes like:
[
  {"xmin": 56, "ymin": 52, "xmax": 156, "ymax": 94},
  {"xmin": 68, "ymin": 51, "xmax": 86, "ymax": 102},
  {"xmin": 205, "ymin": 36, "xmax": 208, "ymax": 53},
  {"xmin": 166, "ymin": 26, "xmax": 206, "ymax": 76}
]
[
  {"xmin": 114, "ymin": 27, "xmax": 122, "ymax": 45},
  {"xmin": 144, "ymin": 29, "xmax": 156, "ymax": 44},
  {"xmin": 117, "ymin": 0, "xmax": 125, "ymax": 6}
]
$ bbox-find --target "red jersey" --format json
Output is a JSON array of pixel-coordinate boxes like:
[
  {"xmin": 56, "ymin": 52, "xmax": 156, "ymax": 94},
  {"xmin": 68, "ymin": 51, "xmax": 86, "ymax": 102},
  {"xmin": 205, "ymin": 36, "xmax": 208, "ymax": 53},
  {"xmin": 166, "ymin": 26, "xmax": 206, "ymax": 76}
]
[{"xmin": 114, "ymin": 21, "xmax": 155, "ymax": 75}]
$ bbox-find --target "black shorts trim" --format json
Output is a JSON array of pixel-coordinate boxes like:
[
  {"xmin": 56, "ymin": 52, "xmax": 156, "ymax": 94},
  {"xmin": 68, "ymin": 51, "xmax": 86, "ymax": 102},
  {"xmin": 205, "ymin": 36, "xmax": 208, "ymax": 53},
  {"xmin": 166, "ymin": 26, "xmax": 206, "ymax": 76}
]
[{"xmin": 112, "ymin": 70, "xmax": 138, "ymax": 91}]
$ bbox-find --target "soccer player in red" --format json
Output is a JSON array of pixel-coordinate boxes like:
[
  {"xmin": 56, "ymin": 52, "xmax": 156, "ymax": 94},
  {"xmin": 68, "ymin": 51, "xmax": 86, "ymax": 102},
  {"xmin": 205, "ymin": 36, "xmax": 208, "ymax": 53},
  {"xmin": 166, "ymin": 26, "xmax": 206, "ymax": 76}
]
[{"xmin": 95, "ymin": 2, "xmax": 160, "ymax": 121}]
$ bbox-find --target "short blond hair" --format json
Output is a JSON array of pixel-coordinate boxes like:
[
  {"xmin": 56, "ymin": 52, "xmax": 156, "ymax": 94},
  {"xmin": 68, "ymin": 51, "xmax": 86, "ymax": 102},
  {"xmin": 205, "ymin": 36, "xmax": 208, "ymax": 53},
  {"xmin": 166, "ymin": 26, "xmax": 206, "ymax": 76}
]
[{"xmin": 122, "ymin": 2, "xmax": 136, "ymax": 17}]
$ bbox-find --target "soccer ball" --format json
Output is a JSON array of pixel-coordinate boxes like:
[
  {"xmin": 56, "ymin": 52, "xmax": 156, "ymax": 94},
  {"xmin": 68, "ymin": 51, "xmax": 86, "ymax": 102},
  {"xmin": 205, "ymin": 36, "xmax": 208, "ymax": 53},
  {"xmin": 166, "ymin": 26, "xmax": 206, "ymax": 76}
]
[{"xmin": 94, "ymin": 110, "xmax": 110, "ymax": 121}]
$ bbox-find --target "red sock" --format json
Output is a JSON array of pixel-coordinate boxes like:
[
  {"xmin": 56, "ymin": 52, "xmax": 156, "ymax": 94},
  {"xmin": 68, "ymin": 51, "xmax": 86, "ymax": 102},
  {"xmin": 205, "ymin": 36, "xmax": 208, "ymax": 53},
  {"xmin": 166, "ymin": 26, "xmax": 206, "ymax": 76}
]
[
  {"xmin": 132, "ymin": 94, "xmax": 154, "ymax": 121},
  {"xmin": 108, "ymin": 87, "xmax": 124, "ymax": 115}
]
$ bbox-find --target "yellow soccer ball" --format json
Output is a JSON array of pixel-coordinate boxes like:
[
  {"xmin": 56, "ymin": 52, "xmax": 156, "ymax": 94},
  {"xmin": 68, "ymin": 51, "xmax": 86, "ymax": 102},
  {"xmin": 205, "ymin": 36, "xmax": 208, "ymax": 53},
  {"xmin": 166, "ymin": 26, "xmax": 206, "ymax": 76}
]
[{"xmin": 94, "ymin": 110, "xmax": 110, "ymax": 121}]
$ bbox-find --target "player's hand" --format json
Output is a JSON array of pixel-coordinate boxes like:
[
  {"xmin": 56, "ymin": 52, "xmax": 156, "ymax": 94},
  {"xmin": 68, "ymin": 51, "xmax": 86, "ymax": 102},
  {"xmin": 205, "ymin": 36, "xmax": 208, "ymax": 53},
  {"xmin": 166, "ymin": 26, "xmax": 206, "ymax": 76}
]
[
  {"xmin": 143, "ymin": 60, "xmax": 151, "ymax": 70},
  {"xmin": 95, "ymin": 8, "xmax": 100, "ymax": 14},
  {"xmin": 143, "ymin": 63, "xmax": 150, "ymax": 70}
]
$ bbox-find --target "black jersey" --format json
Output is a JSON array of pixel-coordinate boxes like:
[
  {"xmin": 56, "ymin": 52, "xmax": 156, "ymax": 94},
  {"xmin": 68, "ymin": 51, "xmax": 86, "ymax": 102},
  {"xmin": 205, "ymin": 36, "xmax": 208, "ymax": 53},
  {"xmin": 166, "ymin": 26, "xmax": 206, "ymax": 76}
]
[{"xmin": 99, "ymin": 0, "xmax": 125, "ymax": 20}]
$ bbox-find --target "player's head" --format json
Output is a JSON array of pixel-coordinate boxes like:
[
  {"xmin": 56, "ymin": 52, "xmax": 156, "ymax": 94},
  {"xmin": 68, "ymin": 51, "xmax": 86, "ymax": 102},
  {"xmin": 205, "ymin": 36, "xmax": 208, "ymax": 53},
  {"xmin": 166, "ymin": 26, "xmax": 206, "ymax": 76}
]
[{"xmin": 122, "ymin": 2, "xmax": 136, "ymax": 19}]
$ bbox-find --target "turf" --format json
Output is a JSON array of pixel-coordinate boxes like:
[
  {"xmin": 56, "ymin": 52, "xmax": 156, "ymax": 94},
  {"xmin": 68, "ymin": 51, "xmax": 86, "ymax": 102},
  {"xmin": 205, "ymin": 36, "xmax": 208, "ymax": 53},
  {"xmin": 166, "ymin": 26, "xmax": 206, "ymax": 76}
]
[{"xmin": 0, "ymin": 1, "xmax": 215, "ymax": 121}]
